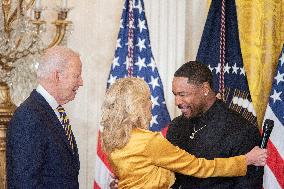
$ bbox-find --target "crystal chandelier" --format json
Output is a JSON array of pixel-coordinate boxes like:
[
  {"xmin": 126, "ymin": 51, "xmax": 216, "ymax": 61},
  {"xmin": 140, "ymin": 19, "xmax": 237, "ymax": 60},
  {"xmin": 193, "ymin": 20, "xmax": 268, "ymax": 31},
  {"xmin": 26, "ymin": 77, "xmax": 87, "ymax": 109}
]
[{"xmin": 0, "ymin": 0, "xmax": 73, "ymax": 105}]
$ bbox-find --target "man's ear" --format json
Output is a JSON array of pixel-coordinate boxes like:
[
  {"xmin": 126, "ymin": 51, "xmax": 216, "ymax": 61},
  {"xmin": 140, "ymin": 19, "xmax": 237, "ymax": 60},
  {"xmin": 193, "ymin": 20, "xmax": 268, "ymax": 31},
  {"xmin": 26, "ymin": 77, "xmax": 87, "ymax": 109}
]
[
  {"xmin": 202, "ymin": 82, "xmax": 210, "ymax": 96},
  {"xmin": 216, "ymin": 93, "xmax": 222, "ymax": 99},
  {"xmin": 51, "ymin": 70, "xmax": 60, "ymax": 84}
]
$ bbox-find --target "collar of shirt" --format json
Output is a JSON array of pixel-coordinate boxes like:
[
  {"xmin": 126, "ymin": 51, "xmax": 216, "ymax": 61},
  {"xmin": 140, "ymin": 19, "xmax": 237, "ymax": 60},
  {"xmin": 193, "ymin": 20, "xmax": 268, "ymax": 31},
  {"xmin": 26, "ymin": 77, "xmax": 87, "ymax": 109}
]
[
  {"xmin": 186, "ymin": 99, "xmax": 224, "ymax": 127},
  {"xmin": 199, "ymin": 99, "xmax": 222, "ymax": 123},
  {"xmin": 36, "ymin": 84, "xmax": 61, "ymax": 120}
]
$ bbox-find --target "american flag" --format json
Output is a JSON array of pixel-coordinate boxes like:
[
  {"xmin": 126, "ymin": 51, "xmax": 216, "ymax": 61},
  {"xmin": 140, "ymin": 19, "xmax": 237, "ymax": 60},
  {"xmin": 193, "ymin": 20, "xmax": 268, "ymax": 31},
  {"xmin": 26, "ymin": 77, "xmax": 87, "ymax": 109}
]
[
  {"xmin": 94, "ymin": 0, "xmax": 171, "ymax": 188},
  {"xmin": 262, "ymin": 45, "xmax": 284, "ymax": 189},
  {"xmin": 196, "ymin": 0, "xmax": 257, "ymax": 125}
]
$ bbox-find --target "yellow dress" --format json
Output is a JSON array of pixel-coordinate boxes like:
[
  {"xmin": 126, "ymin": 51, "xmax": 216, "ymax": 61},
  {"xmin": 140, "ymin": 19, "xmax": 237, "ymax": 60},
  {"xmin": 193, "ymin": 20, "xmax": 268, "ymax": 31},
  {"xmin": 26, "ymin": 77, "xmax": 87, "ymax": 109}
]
[{"xmin": 109, "ymin": 128, "xmax": 246, "ymax": 189}]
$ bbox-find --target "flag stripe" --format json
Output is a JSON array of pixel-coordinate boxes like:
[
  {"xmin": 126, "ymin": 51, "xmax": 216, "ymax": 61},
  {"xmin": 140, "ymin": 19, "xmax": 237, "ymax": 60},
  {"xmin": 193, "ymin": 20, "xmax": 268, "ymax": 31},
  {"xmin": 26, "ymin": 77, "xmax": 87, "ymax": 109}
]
[
  {"xmin": 93, "ymin": 181, "xmax": 100, "ymax": 189},
  {"xmin": 262, "ymin": 45, "xmax": 284, "ymax": 189},
  {"xmin": 96, "ymin": 132, "xmax": 112, "ymax": 171},
  {"xmin": 264, "ymin": 106, "xmax": 284, "ymax": 158},
  {"xmin": 267, "ymin": 140, "xmax": 284, "ymax": 188},
  {"xmin": 263, "ymin": 105, "xmax": 284, "ymax": 189},
  {"xmin": 161, "ymin": 125, "xmax": 168, "ymax": 137},
  {"xmin": 94, "ymin": 155, "xmax": 112, "ymax": 189},
  {"xmin": 263, "ymin": 166, "xmax": 281, "ymax": 189}
]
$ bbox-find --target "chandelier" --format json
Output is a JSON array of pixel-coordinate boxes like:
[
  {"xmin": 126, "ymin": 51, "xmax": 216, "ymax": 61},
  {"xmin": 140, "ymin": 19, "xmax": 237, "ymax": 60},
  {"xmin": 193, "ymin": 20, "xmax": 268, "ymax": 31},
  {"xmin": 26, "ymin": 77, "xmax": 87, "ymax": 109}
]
[
  {"xmin": 0, "ymin": 2, "xmax": 72, "ymax": 187},
  {"xmin": 0, "ymin": 0, "xmax": 73, "ymax": 105}
]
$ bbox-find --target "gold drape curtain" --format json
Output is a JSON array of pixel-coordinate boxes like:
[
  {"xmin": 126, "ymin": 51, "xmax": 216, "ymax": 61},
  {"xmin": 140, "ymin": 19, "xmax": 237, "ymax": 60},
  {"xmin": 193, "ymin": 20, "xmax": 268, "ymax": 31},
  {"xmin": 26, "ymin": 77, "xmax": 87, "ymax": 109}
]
[
  {"xmin": 208, "ymin": 0, "xmax": 284, "ymax": 127},
  {"xmin": 237, "ymin": 0, "xmax": 284, "ymax": 127}
]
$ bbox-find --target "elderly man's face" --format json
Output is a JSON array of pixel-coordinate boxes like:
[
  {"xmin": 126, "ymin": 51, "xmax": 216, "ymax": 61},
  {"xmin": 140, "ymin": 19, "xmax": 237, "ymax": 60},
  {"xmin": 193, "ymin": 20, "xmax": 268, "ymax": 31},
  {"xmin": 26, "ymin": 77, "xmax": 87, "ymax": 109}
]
[
  {"xmin": 57, "ymin": 56, "xmax": 83, "ymax": 105},
  {"xmin": 172, "ymin": 77, "xmax": 207, "ymax": 118}
]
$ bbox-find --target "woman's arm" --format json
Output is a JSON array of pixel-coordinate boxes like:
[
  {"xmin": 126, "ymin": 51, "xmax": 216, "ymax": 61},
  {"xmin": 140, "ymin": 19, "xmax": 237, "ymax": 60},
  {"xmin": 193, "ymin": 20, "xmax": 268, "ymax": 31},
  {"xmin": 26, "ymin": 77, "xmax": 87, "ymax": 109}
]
[{"xmin": 144, "ymin": 132, "xmax": 267, "ymax": 178}]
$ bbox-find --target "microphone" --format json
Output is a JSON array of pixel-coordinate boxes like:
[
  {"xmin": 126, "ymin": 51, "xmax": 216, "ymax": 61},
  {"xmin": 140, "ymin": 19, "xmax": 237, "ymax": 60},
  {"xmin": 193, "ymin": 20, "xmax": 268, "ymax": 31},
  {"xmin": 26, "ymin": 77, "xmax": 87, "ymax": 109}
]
[
  {"xmin": 256, "ymin": 119, "xmax": 274, "ymax": 171},
  {"xmin": 260, "ymin": 119, "xmax": 274, "ymax": 149}
]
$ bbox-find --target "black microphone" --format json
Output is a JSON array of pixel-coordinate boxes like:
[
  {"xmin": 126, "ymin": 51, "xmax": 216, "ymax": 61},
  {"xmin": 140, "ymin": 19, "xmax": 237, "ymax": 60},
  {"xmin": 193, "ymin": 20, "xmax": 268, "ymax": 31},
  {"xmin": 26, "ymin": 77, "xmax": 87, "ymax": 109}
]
[
  {"xmin": 256, "ymin": 119, "xmax": 274, "ymax": 171},
  {"xmin": 260, "ymin": 119, "xmax": 274, "ymax": 149}
]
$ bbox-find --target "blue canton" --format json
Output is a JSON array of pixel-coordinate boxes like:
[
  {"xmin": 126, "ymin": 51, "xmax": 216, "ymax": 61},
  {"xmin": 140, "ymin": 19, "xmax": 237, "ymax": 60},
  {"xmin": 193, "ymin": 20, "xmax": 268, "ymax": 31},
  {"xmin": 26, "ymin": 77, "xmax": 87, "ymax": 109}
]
[
  {"xmin": 196, "ymin": 0, "xmax": 257, "ymax": 125},
  {"xmin": 107, "ymin": 0, "xmax": 171, "ymax": 131}
]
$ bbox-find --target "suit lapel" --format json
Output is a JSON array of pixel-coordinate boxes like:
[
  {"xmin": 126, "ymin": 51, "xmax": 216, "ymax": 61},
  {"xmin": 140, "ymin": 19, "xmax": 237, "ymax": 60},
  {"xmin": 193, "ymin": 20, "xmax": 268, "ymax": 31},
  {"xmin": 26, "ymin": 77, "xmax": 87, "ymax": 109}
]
[
  {"xmin": 72, "ymin": 132, "xmax": 80, "ymax": 166},
  {"xmin": 30, "ymin": 90, "xmax": 79, "ymax": 165}
]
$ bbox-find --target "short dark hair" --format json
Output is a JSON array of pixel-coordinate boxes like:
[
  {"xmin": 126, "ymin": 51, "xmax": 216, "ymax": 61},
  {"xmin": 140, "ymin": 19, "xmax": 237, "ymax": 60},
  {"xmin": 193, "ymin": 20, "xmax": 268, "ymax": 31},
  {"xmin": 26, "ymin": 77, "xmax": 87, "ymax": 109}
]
[{"xmin": 174, "ymin": 61, "xmax": 213, "ymax": 88}]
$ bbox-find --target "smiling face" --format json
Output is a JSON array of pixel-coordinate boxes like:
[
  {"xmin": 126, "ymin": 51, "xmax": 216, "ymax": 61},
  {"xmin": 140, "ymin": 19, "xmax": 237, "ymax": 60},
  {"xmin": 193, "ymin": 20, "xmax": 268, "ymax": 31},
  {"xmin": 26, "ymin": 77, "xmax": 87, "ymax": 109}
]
[
  {"xmin": 56, "ymin": 56, "xmax": 83, "ymax": 105},
  {"xmin": 172, "ymin": 77, "xmax": 208, "ymax": 118}
]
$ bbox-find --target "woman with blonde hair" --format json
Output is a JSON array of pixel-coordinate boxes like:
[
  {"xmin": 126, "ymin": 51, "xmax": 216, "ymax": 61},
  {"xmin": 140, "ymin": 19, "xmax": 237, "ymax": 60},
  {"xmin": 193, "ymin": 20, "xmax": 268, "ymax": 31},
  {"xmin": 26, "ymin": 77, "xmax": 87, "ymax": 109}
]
[{"xmin": 100, "ymin": 77, "xmax": 267, "ymax": 189}]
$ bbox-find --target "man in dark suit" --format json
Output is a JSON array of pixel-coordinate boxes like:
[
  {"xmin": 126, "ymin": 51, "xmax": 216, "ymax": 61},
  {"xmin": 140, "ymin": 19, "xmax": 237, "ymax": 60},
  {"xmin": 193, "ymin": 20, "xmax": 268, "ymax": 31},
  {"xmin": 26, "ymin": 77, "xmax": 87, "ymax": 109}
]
[
  {"xmin": 6, "ymin": 46, "xmax": 83, "ymax": 189},
  {"xmin": 167, "ymin": 61, "xmax": 263, "ymax": 189}
]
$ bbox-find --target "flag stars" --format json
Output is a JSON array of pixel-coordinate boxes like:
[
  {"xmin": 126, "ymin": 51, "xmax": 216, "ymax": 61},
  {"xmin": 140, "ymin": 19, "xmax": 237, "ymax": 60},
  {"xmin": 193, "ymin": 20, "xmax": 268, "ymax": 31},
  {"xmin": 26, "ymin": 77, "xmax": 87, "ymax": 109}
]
[
  {"xmin": 116, "ymin": 38, "xmax": 122, "ymax": 48},
  {"xmin": 274, "ymin": 71, "xmax": 284, "ymax": 85},
  {"xmin": 208, "ymin": 65, "xmax": 214, "ymax": 72},
  {"xmin": 279, "ymin": 54, "xmax": 284, "ymax": 66},
  {"xmin": 135, "ymin": 56, "xmax": 146, "ymax": 71},
  {"xmin": 119, "ymin": 19, "xmax": 124, "ymax": 29},
  {"xmin": 107, "ymin": 74, "xmax": 117, "ymax": 86},
  {"xmin": 151, "ymin": 95, "xmax": 159, "ymax": 109},
  {"xmin": 123, "ymin": 57, "xmax": 129, "ymax": 68},
  {"xmin": 136, "ymin": 38, "xmax": 146, "ymax": 52},
  {"xmin": 112, "ymin": 57, "xmax": 120, "ymax": 69},
  {"xmin": 107, "ymin": 0, "xmax": 171, "ymax": 132},
  {"xmin": 224, "ymin": 63, "xmax": 231, "ymax": 74},
  {"xmin": 232, "ymin": 63, "xmax": 239, "ymax": 74},
  {"xmin": 138, "ymin": 19, "xmax": 146, "ymax": 33},
  {"xmin": 239, "ymin": 67, "xmax": 245, "ymax": 76},
  {"xmin": 215, "ymin": 63, "xmax": 221, "ymax": 74},
  {"xmin": 134, "ymin": 0, "xmax": 143, "ymax": 14},
  {"xmin": 270, "ymin": 89, "xmax": 282, "ymax": 103},
  {"xmin": 150, "ymin": 115, "xmax": 158, "ymax": 127},
  {"xmin": 148, "ymin": 58, "xmax": 156, "ymax": 72},
  {"xmin": 149, "ymin": 76, "xmax": 160, "ymax": 90}
]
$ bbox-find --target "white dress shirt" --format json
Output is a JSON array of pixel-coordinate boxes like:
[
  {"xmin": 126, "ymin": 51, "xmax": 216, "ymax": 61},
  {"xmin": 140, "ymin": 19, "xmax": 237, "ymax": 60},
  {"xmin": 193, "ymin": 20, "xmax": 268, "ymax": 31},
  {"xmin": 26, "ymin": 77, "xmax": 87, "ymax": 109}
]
[{"xmin": 36, "ymin": 85, "xmax": 61, "ymax": 121}]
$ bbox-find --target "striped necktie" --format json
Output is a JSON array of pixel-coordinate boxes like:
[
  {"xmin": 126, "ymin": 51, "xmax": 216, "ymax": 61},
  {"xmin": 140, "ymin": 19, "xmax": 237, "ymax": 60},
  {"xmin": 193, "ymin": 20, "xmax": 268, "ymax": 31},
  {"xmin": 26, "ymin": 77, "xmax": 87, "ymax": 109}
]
[{"xmin": 57, "ymin": 105, "xmax": 75, "ymax": 151}]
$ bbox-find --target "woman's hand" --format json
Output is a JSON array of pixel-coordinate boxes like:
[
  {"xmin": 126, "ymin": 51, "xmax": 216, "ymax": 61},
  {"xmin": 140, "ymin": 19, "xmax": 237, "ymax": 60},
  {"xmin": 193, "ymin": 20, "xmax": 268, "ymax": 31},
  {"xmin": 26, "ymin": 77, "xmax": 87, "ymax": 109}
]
[{"xmin": 245, "ymin": 146, "xmax": 268, "ymax": 166}]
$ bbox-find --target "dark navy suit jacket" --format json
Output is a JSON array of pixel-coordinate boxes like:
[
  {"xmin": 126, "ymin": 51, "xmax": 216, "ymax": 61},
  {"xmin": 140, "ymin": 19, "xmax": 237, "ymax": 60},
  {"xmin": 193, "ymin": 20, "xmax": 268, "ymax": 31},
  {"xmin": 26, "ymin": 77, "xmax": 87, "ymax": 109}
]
[{"xmin": 7, "ymin": 90, "xmax": 80, "ymax": 189}]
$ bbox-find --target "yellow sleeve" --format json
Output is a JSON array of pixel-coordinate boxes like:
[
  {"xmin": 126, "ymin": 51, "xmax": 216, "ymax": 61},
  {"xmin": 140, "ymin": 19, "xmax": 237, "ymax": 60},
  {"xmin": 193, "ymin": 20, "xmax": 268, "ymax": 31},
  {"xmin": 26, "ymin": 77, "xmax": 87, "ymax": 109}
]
[{"xmin": 144, "ymin": 132, "xmax": 247, "ymax": 178}]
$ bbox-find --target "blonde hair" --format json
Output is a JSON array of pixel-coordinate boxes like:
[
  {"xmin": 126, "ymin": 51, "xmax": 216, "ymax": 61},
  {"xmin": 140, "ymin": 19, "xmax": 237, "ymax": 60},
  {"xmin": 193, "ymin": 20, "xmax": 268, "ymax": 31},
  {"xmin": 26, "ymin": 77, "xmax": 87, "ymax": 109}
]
[{"xmin": 100, "ymin": 78, "xmax": 151, "ymax": 154}]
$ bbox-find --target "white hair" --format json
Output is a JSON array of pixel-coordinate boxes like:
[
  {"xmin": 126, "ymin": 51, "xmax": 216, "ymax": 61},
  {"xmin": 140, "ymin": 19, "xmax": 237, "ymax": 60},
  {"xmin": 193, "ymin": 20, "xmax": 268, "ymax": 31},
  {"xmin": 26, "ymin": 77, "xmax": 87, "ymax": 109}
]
[{"xmin": 37, "ymin": 46, "xmax": 80, "ymax": 79}]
